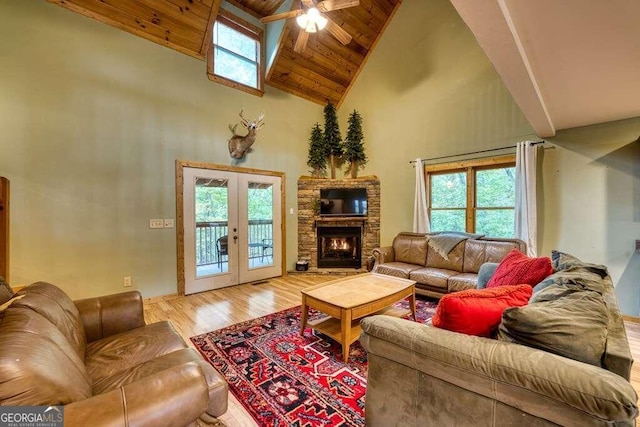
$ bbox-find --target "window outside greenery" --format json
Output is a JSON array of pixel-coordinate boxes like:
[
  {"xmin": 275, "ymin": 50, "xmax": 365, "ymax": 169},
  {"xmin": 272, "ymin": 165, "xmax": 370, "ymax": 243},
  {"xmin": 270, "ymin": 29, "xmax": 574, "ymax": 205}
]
[
  {"xmin": 213, "ymin": 19, "xmax": 259, "ymax": 89},
  {"xmin": 195, "ymin": 186, "xmax": 273, "ymax": 222},
  {"xmin": 430, "ymin": 172, "xmax": 466, "ymax": 232},
  {"xmin": 475, "ymin": 167, "xmax": 515, "ymax": 237},
  {"xmin": 428, "ymin": 164, "xmax": 515, "ymax": 238}
]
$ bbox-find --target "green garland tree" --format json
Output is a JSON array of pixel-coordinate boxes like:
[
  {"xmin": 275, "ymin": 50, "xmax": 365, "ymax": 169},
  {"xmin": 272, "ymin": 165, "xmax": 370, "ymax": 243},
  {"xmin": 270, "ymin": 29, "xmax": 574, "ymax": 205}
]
[
  {"xmin": 306, "ymin": 123, "xmax": 327, "ymax": 178},
  {"xmin": 343, "ymin": 109, "xmax": 367, "ymax": 178},
  {"xmin": 323, "ymin": 102, "xmax": 343, "ymax": 178}
]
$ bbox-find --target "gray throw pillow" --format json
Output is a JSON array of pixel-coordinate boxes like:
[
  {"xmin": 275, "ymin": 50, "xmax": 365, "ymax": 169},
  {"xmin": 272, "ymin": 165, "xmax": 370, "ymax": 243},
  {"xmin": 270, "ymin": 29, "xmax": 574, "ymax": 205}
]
[
  {"xmin": 477, "ymin": 262, "xmax": 499, "ymax": 289},
  {"xmin": 497, "ymin": 290, "xmax": 609, "ymax": 367},
  {"xmin": 0, "ymin": 277, "xmax": 14, "ymax": 305}
]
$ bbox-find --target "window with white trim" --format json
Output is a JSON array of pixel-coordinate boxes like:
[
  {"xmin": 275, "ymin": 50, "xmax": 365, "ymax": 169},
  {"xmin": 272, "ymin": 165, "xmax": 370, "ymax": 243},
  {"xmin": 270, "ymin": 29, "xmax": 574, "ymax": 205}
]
[
  {"xmin": 426, "ymin": 156, "xmax": 516, "ymax": 238},
  {"xmin": 208, "ymin": 11, "xmax": 263, "ymax": 96}
]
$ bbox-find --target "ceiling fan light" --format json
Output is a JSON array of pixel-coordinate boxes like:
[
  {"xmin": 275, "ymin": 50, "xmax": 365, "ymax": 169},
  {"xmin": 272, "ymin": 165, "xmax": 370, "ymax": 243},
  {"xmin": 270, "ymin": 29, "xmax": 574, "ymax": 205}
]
[
  {"xmin": 306, "ymin": 20, "xmax": 317, "ymax": 33},
  {"xmin": 307, "ymin": 7, "xmax": 321, "ymax": 19},
  {"xmin": 296, "ymin": 13, "xmax": 308, "ymax": 29},
  {"xmin": 316, "ymin": 15, "xmax": 328, "ymax": 30}
]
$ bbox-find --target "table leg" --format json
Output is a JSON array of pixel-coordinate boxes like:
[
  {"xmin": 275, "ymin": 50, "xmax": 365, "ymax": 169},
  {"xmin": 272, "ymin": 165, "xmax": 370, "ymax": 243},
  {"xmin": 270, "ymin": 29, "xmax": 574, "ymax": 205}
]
[
  {"xmin": 300, "ymin": 295, "xmax": 308, "ymax": 336},
  {"xmin": 409, "ymin": 289, "xmax": 417, "ymax": 321},
  {"xmin": 341, "ymin": 309, "xmax": 352, "ymax": 361}
]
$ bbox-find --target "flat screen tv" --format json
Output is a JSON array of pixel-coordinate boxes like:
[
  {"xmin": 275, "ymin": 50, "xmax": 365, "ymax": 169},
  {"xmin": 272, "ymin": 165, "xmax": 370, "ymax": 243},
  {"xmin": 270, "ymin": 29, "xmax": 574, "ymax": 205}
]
[{"xmin": 320, "ymin": 188, "xmax": 367, "ymax": 217}]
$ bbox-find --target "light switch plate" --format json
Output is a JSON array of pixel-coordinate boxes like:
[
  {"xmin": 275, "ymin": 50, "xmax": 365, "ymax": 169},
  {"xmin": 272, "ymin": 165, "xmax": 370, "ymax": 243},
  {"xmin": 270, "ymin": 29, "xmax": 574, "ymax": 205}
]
[
  {"xmin": 164, "ymin": 219, "xmax": 174, "ymax": 228},
  {"xmin": 149, "ymin": 219, "xmax": 164, "ymax": 229}
]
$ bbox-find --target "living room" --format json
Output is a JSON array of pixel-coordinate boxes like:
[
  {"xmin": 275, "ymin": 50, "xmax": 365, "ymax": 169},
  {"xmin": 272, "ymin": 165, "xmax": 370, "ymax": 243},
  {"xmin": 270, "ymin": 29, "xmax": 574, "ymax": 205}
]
[{"xmin": 1, "ymin": 0, "xmax": 639, "ymax": 425}]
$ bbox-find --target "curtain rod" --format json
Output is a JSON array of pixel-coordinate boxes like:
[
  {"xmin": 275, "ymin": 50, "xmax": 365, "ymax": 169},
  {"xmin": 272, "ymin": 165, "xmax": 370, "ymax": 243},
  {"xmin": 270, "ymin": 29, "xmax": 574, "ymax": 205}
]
[{"xmin": 409, "ymin": 141, "xmax": 546, "ymax": 164}]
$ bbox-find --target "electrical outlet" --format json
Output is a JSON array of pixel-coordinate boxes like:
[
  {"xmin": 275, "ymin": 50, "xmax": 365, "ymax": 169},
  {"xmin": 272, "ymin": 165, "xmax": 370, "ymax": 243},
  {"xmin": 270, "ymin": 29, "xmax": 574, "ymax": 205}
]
[
  {"xmin": 164, "ymin": 218, "xmax": 174, "ymax": 228},
  {"xmin": 149, "ymin": 219, "xmax": 164, "ymax": 229},
  {"xmin": 123, "ymin": 276, "xmax": 132, "ymax": 287}
]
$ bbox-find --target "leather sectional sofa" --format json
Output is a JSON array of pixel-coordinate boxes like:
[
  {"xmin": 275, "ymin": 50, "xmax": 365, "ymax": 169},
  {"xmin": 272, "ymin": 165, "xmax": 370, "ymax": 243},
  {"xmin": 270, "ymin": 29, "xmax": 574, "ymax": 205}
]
[
  {"xmin": 0, "ymin": 282, "xmax": 228, "ymax": 427},
  {"xmin": 372, "ymin": 232, "xmax": 526, "ymax": 298}
]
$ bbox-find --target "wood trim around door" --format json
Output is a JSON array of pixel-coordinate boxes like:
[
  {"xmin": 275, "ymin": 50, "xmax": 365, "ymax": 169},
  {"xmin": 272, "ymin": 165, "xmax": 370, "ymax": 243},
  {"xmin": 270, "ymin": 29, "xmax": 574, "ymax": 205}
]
[
  {"xmin": 0, "ymin": 177, "xmax": 9, "ymax": 282},
  {"xmin": 175, "ymin": 160, "xmax": 287, "ymax": 296}
]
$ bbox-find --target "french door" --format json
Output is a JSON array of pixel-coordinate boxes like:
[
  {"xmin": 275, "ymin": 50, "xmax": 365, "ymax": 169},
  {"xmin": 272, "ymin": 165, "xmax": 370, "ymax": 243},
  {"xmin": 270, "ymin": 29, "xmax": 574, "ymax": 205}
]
[{"xmin": 182, "ymin": 165, "xmax": 282, "ymax": 295}]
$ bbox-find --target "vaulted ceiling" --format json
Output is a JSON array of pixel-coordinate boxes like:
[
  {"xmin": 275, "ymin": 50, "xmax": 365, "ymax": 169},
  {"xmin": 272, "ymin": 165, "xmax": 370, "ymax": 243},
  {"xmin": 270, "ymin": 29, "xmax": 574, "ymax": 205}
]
[
  {"xmin": 47, "ymin": 0, "xmax": 401, "ymax": 106},
  {"xmin": 451, "ymin": 0, "xmax": 640, "ymax": 137}
]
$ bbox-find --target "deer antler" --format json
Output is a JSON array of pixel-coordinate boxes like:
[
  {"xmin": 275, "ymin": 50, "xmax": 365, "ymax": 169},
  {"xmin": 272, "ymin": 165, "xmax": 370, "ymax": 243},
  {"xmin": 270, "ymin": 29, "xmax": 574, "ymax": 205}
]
[
  {"xmin": 256, "ymin": 113, "xmax": 265, "ymax": 130},
  {"xmin": 239, "ymin": 108, "xmax": 250, "ymax": 128}
]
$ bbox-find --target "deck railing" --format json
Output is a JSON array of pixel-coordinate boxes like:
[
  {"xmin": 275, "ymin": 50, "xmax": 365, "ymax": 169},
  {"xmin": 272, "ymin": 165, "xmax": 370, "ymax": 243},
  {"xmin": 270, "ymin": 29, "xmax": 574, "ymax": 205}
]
[{"xmin": 196, "ymin": 220, "xmax": 273, "ymax": 266}]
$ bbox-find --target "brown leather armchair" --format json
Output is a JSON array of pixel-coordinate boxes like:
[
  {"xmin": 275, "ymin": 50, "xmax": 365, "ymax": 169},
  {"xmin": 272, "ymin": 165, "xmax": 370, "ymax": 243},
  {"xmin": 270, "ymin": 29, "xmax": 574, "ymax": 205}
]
[{"xmin": 0, "ymin": 282, "xmax": 228, "ymax": 426}]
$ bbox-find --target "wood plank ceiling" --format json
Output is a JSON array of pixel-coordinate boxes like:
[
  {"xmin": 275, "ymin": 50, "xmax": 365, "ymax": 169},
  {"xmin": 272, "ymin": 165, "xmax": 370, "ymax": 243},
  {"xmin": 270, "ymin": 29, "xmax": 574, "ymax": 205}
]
[{"xmin": 47, "ymin": 0, "xmax": 402, "ymax": 106}]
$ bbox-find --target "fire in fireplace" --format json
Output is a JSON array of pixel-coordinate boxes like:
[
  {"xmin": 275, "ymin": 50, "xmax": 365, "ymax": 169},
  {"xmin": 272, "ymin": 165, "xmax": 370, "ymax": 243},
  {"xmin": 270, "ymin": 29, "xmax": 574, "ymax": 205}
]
[{"xmin": 317, "ymin": 226, "xmax": 362, "ymax": 268}]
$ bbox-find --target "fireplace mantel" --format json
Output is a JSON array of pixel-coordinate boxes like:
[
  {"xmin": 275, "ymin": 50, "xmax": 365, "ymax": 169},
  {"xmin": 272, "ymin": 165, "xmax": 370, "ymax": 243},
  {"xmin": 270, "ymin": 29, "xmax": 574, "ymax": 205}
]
[{"xmin": 297, "ymin": 177, "xmax": 380, "ymax": 271}]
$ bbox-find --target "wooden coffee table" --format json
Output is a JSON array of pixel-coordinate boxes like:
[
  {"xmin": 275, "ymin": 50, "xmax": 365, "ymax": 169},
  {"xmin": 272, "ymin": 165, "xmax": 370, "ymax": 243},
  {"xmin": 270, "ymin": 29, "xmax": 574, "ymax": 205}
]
[{"xmin": 300, "ymin": 273, "xmax": 416, "ymax": 361}]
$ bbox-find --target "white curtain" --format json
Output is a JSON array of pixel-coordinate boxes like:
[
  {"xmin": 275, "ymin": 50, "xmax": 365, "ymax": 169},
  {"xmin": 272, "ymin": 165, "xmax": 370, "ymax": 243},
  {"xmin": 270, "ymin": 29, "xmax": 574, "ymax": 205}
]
[
  {"xmin": 413, "ymin": 158, "xmax": 430, "ymax": 233},
  {"xmin": 515, "ymin": 141, "xmax": 539, "ymax": 256}
]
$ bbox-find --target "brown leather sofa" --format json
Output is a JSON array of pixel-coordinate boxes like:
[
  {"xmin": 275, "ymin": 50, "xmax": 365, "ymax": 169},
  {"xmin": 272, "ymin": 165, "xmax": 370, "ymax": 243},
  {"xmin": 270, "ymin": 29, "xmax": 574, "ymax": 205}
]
[
  {"xmin": 0, "ymin": 282, "xmax": 228, "ymax": 427},
  {"xmin": 372, "ymin": 232, "xmax": 526, "ymax": 298}
]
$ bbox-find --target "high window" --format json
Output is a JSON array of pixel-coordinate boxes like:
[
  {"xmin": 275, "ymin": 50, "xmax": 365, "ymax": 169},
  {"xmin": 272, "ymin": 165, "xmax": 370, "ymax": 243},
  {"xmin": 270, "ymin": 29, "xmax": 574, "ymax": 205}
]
[
  {"xmin": 426, "ymin": 156, "xmax": 516, "ymax": 238},
  {"xmin": 207, "ymin": 10, "xmax": 263, "ymax": 96}
]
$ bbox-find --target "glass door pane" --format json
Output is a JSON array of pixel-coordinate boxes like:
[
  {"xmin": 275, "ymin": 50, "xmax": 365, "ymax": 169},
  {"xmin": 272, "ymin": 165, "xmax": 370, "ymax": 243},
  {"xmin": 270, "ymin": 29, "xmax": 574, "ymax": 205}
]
[
  {"xmin": 195, "ymin": 177, "xmax": 229, "ymax": 278},
  {"xmin": 247, "ymin": 182, "xmax": 274, "ymax": 269},
  {"xmin": 183, "ymin": 167, "xmax": 238, "ymax": 295}
]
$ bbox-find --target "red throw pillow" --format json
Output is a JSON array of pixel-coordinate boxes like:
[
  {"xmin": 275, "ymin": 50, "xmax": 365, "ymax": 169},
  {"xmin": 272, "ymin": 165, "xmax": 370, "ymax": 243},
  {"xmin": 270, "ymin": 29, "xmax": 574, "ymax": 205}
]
[
  {"xmin": 486, "ymin": 249, "xmax": 553, "ymax": 288},
  {"xmin": 432, "ymin": 285, "xmax": 532, "ymax": 337}
]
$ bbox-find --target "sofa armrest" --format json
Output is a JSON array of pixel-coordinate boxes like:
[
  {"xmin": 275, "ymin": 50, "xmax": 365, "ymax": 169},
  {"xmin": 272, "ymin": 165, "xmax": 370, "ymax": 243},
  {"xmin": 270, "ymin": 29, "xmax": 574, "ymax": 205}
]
[
  {"xmin": 361, "ymin": 316, "xmax": 637, "ymax": 424},
  {"xmin": 64, "ymin": 363, "xmax": 209, "ymax": 427},
  {"xmin": 74, "ymin": 291, "xmax": 145, "ymax": 342},
  {"xmin": 372, "ymin": 246, "xmax": 394, "ymax": 269}
]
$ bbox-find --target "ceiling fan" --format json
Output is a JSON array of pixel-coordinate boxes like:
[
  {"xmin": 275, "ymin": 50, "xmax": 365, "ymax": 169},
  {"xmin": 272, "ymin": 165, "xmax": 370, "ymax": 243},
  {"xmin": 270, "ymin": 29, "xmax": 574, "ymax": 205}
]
[{"xmin": 260, "ymin": 0, "xmax": 360, "ymax": 53}]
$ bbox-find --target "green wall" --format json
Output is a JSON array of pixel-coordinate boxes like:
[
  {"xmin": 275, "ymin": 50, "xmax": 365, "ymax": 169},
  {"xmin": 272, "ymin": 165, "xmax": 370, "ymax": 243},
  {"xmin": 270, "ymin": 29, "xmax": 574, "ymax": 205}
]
[
  {"xmin": 543, "ymin": 119, "xmax": 640, "ymax": 315},
  {"xmin": 0, "ymin": 0, "xmax": 322, "ymax": 298}
]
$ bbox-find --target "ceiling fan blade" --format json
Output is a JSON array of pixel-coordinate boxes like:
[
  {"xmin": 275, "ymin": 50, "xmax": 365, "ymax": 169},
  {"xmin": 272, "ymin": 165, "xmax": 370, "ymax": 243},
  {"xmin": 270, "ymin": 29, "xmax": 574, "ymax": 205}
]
[
  {"xmin": 294, "ymin": 30, "xmax": 310, "ymax": 53},
  {"xmin": 260, "ymin": 9, "xmax": 304, "ymax": 24},
  {"xmin": 325, "ymin": 18, "xmax": 352, "ymax": 45},
  {"xmin": 317, "ymin": 0, "xmax": 360, "ymax": 12}
]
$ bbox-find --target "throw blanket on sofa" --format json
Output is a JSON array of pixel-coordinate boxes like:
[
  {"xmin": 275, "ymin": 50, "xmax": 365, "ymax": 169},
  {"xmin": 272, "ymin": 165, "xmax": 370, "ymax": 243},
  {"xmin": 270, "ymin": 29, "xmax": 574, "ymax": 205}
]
[{"xmin": 427, "ymin": 232, "xmax": 483, "ymax": 259}]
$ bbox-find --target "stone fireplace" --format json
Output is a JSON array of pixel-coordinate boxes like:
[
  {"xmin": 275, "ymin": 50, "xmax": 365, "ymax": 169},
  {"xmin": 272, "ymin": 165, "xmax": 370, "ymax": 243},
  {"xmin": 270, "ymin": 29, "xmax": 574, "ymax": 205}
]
[{"xmin": 297, "ymin": 176, "xmax": 380, "ymax": 272}]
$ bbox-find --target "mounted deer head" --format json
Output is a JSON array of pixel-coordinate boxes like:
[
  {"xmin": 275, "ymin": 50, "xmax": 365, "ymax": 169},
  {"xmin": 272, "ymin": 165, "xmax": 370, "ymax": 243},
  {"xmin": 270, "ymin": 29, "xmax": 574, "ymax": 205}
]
[{"xmin": 227, "ymin": 109, "xmax": 265, "ymax": 159}]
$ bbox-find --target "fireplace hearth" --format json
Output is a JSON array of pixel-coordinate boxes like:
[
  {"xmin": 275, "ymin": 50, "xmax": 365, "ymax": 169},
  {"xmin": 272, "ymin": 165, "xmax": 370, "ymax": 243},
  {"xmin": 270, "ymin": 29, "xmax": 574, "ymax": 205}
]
[{"xmin": 317, "ymin": 226, "xmax": 362, "ymax": 268}]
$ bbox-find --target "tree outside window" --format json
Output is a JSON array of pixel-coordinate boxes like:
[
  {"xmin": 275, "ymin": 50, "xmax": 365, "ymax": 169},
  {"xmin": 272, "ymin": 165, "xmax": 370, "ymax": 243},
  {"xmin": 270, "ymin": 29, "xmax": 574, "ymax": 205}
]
[{"xmin": 427, "ymin": 156, "xmax": 516, "ymax": 238}]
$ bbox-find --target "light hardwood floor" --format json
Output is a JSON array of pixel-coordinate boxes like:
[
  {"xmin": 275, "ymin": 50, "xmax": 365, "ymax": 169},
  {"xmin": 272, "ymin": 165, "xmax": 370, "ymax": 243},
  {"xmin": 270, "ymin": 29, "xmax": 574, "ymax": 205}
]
[{"xmin": 143, "ymin": 275, "xmax": 640, "ymax": 427}]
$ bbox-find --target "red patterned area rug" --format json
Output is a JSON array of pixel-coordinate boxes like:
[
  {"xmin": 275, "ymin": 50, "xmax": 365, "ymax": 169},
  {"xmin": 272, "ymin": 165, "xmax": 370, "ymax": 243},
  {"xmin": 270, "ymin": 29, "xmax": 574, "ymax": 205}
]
[{"xmin": 191, "ymin": 298, "xmax": 437, "ymax": 427}]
